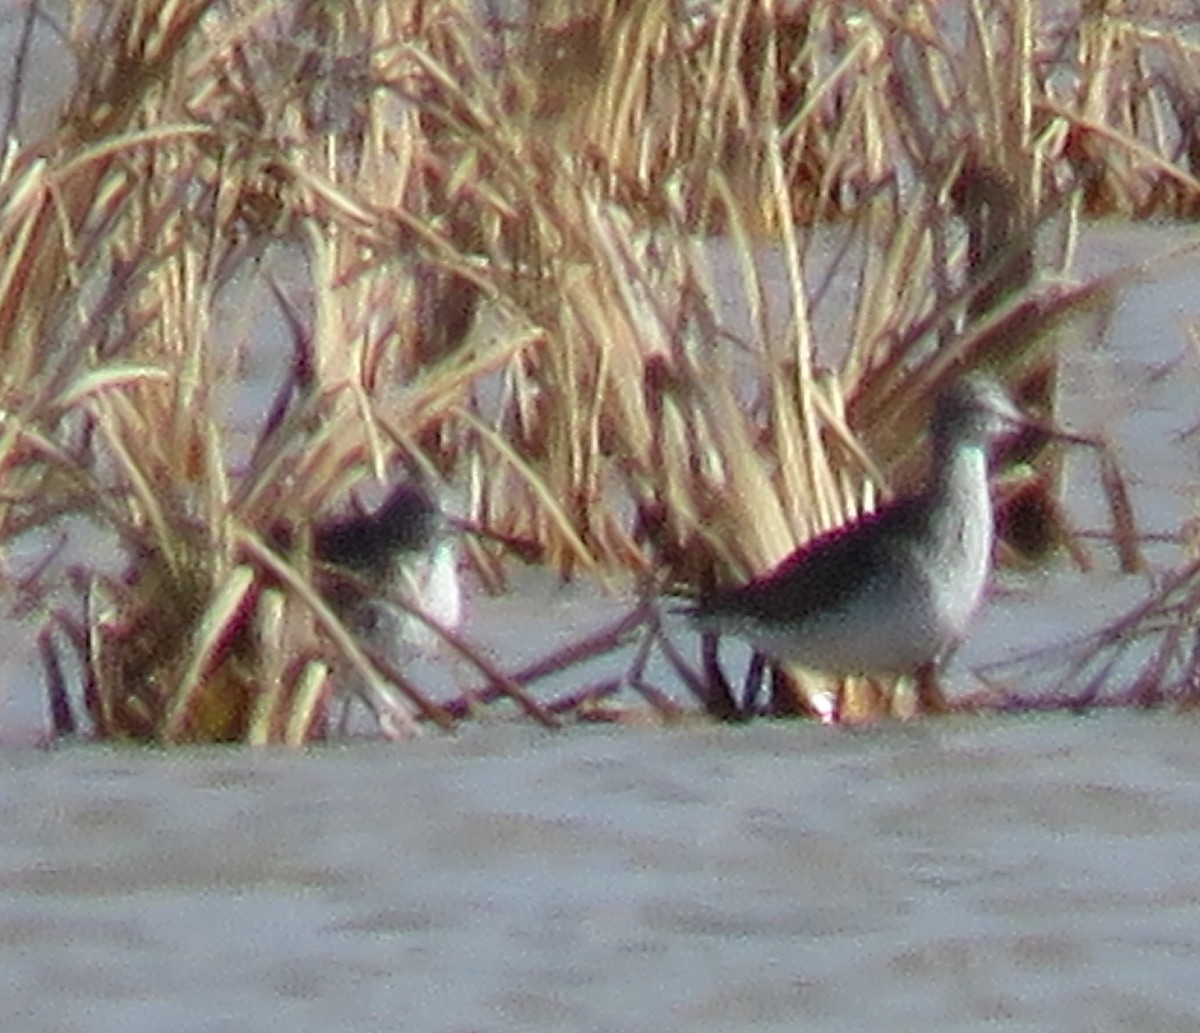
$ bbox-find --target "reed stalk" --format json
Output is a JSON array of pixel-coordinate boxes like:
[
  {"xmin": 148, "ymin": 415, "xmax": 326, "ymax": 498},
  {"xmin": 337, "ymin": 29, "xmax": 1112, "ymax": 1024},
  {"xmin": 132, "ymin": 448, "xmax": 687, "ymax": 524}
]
[{"xmin": 0, "ymin": 0, "xmax": 1189, "ymax": 739}]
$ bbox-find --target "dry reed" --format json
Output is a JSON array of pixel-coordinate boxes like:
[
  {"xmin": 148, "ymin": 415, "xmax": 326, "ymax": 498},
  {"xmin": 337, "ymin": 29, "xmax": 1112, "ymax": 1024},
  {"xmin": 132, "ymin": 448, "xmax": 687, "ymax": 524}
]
[{"xmin": 0, "ymin": 0, "xmax": 1193, "ymax": 741}]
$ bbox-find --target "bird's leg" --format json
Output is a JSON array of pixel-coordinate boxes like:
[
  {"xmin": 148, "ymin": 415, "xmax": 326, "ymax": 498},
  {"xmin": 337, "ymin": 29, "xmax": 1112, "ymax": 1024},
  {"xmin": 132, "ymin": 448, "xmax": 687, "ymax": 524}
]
[
  {"xmin": 700, "ymin": 631, "xmax": 740, "ymax": 720},
  {"xmin": 915, "ymin": 661, "xmax": 950, "ymax": 714},
  {"xmin": 741, "ymin": 651, "xmax": 767, "ymax": 717}
]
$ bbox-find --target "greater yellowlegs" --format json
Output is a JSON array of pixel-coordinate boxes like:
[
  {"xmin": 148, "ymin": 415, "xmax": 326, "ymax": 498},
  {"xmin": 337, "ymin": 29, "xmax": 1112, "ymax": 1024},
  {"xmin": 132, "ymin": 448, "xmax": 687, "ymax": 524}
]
[
  {"xmin": 317, "ymin": 480, "xmax": 463, "ymax": 659},
  {"xmin": 683, "ymin": 376, "xmax": 1031, "ymax": 716}
]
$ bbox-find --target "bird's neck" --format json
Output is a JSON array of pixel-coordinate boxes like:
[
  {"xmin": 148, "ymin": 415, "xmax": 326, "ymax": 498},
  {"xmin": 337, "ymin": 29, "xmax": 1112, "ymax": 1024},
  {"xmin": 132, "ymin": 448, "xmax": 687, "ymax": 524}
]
[{"xmin": 924, "ymin": 435, "xmax": 993, "ymax": 568}]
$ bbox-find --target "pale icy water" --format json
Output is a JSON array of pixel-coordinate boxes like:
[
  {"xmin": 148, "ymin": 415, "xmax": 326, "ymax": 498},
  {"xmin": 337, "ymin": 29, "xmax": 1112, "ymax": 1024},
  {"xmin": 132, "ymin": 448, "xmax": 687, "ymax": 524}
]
[
  {"xmin": 5, "ymin": 13, "xmax": 1200, "ymax": 1028},
  {"xmin": 2, "ymin": 712, "xmax": 1200, "ymax": 1032}
]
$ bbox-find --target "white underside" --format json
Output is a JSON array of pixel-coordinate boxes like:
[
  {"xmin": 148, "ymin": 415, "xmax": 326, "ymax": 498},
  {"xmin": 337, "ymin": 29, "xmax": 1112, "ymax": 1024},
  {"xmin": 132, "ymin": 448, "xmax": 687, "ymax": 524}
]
[
  {"xmin": 362, "ymin": 540, "xmax": 463, "ymax": 661},
  {"xmin": 712, "ymin": 444, "xmax": 994, "ymax": 675}
]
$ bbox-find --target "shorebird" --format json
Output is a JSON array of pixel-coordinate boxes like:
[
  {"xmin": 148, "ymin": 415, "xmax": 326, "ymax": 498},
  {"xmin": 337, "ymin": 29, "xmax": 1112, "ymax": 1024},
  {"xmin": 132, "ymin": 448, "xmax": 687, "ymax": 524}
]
[
  {"xmin": 316, "ymin": 480, "xmax": 463, "ymax": 665},
  {"xmin": 682, "ymin": 376, "xmax": 1032, "ymax": 717}
]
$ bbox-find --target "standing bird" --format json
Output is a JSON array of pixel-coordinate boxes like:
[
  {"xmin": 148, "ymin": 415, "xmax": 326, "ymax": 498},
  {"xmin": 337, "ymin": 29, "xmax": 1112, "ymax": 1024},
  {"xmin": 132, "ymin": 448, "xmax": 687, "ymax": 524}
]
[
  {"xmin": 683, "ymin": 377, "xmax": 1031, "ymax": 717},
  {"xmin": 316, "ymin": 479, "xmax": 463, "ymax": 671}
]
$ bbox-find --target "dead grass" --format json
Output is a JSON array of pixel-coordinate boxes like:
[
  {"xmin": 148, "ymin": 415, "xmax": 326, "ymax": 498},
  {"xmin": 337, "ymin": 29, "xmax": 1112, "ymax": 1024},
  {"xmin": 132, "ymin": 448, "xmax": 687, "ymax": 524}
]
[{"xmin": 2, "ymin": 0, "xmax": 1196, "ymax": 742}]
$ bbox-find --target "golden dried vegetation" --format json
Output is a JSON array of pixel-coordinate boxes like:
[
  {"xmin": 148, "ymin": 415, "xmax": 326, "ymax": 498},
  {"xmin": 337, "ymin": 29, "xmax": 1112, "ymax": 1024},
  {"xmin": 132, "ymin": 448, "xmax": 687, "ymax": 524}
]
[{"xmin": 2, "ymin": 1, "xmax": 1196, "ymax": 741}]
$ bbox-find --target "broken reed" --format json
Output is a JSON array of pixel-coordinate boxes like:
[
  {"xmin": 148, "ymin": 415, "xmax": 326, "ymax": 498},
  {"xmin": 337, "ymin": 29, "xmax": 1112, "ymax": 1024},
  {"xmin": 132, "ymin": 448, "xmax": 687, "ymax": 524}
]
[{"xmin": 0, "ymin": 0, "xmax": 1193, "ymax": 742}]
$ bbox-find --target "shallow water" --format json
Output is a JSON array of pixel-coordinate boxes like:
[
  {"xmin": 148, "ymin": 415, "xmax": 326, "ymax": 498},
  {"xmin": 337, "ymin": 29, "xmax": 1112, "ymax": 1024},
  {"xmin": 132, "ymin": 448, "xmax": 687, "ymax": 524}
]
[
  {"xmin": 3, "ymin": 711, "xmax": 1200, "ymax": 1032},
  {"xmin": 4, "ymin": 16, "xmax": 1200, "ymax": 1025}
]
